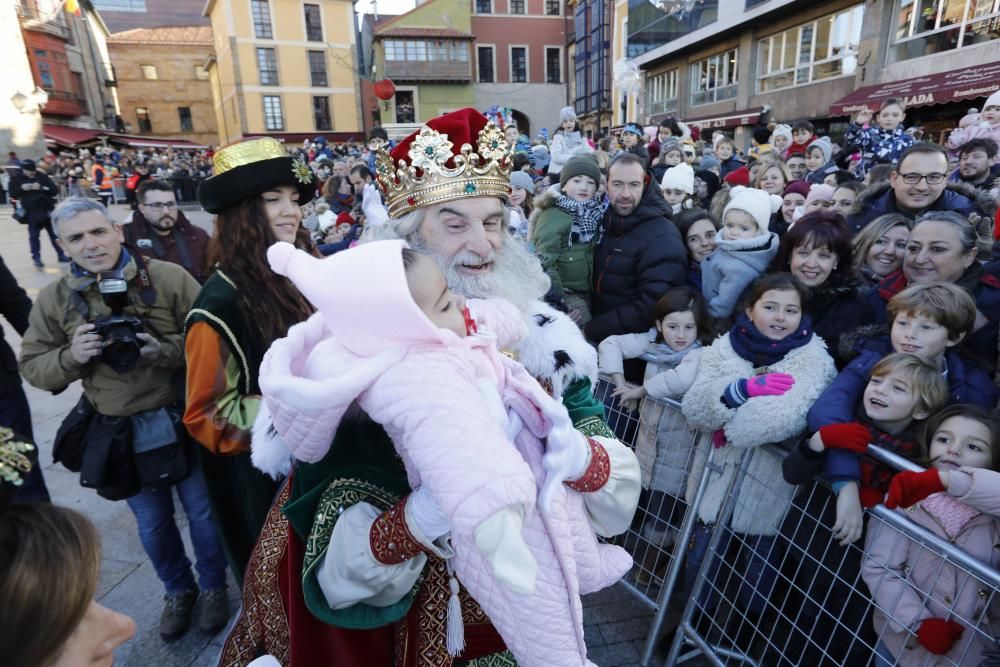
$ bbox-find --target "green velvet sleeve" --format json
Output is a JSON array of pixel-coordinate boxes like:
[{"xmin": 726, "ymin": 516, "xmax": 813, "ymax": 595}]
[{"xmin": 562, "ymin": 377, "xmax": 616, "ymax": 439}]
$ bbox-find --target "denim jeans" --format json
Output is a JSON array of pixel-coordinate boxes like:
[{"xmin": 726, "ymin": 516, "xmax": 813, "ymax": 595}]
[
  {"xmin": 874, "ymin": 639, "xmax": 897, "ymax": 667},
  {"xmin": 27, "ymin": 216, "xmax": 63, "ymax": 261},
  {"xmin": 125, "ymin": 459, "xmax": 228, "ymax": 594},
  {"xmin": 685, "ymin": 522, "xmax": 780, "ymax": 614}
]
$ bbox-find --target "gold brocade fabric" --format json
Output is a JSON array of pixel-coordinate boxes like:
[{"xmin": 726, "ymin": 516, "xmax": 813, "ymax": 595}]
[{"xmin": 213, "ymin": 137, "xmax": 287, "ymax": 175}]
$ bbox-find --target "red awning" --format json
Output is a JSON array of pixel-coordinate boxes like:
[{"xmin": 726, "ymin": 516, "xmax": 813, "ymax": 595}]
[
  {"xmin": 683, "ymin": 107, "xmax": 764, "ymax": 129},
  {"xmin": 243, "ymin": 131, "xmax": 365, "ymax": 144},
  {"xmin": 103, "ymin": 133, "xmax": 209, "ymax": 150},
  {"xmin": 829, "ymin": 63, "xmax": 1000, "ymax": 116},
  {"xmin": 42, "ymin": 124, "xmax": 101, "ymax": 147}
]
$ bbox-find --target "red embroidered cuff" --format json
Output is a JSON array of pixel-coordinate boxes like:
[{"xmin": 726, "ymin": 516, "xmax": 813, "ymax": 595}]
[
  {"xmin": 565, "ymin": 438, "xmax": 611, "ymax": 493},
  {"xmin": 369, "ymin": 497, "xmax": 426, "ymax": 565}
]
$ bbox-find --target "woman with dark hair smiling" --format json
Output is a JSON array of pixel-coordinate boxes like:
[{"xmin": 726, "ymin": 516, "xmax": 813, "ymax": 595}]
[
  {"xmin": 673, "ymin": 207, "xmax": 719, "ymax": 290},
  {"xmin": 184, "ymin": 138, "xmax": 318, "ymax": 584},
  {"xmin": 769, "ymin": 211, "xmax": 874, "ymax": 363}
]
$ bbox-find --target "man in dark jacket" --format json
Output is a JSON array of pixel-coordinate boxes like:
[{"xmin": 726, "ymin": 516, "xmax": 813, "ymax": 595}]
[
  {"xmin": 9, "ymin": 159, "xmax": 68, "ymax": 267},
  {"xmin": 586, "ymin": 153, "xmax": 688, "ymax": 343},
  {"xmin": 124, "ymin": 179, "xmax": 211, "ymax": 283},
  {"xmin": 0, "ymin": 253, "xmax": 50, "ymax": 502},
  {"xmin": 847, "ymin": 143, "xmax": 990, "ymax": 234}
]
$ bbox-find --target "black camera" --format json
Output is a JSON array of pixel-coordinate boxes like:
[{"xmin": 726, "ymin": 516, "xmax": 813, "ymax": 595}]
[{"xmin": 93, "ymin": 274, "xmax": 144, "ymax": 373}]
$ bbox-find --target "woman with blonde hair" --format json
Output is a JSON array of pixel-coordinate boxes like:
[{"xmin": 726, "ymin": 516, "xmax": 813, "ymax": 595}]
[{"xmin": 851, "ymin": 213, "xmax": 912, "ymax": 289}]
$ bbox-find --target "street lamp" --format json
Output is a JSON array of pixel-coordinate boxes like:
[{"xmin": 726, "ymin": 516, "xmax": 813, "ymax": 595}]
[{"xmin": 10, "ymin": 87, "xmax": 48, "ymax": 113}]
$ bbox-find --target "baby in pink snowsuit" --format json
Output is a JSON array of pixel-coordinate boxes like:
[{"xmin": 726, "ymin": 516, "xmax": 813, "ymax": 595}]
[{"xmin": 260, "ymin": 239, "xmax": 631, "ymax": 667}]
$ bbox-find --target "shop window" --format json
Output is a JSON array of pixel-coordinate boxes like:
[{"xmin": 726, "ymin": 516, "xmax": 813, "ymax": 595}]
[{"xmin": 757, "ymin": 5, "xmax": 863, "ymax": 92}]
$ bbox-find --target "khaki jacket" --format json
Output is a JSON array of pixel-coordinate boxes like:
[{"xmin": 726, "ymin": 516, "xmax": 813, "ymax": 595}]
[{"xmin": 19, "ymin": 254, "xmax": 200, "ymax": 417}]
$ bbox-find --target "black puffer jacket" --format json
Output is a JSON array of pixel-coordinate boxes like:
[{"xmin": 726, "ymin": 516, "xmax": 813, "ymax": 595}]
[
  {"xmin": 805, "ymin": 279, "xmax": 875, "ymax": 368},
  {"xmin": 586, "ymin": 178, "xmax": 687, "ymax": 342}
]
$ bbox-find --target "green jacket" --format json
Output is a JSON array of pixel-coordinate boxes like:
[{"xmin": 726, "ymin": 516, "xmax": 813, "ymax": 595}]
[
  {"xmin": 530, "ymin": 189, "xmax": 595, "ymax": 296},
  {"xmin": 19, "ymin": 254, "xmax": 200, "ymax": 417}
]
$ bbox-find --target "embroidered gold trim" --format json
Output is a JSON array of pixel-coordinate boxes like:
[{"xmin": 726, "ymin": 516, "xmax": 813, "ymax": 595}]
[{"xmin": 185, "ymin": 308, "xmax": 252, "ymax": 395}]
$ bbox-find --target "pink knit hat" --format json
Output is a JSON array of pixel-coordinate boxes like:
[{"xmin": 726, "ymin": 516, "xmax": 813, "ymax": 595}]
[{"xmin": 804, "ymin": 183, "xmax": 835, "ymax": 209}]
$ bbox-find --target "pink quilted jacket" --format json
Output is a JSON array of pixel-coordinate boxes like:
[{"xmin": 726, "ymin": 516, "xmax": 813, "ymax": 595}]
[{"xmin": 261, "ymin": 241, "xmax": 631, "ymax": 666}]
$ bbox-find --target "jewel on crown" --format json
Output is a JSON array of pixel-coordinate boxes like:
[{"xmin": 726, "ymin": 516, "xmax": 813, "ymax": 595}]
[{"xmin": 375, "ymin": 119, "xmax": 514, "ymax": 218}]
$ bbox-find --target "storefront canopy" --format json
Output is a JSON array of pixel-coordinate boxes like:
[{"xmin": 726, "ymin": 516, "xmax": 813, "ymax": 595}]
[
  {"xmin": 42, "ymin": 124, "xmax": 101, "ymax": 148},
  {"xmin": 829, "ymin": 63, "xmax": 1000, "ymax": 116},
  {"xmin": 102, "ymin": 133, "xmax": 208, "ymax": 150},
  {"xmin": 243, "ymin": 131, "xmax": 364, "ymax": 144},
  {"xmin": 683, "ymin": 107, "xmax": 765, "ymax": 130}
]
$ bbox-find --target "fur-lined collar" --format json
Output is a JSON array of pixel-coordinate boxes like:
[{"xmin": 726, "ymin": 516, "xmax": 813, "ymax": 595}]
[{"xmin": 512, "ymin": 300, "xmax": 598, "ymax": 396}]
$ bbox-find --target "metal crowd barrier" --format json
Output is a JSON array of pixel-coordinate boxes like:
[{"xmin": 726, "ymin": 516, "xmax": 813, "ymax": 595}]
[{"xmin": 592, "ymin": 376, "xmax": 1000, "ymax": 667}]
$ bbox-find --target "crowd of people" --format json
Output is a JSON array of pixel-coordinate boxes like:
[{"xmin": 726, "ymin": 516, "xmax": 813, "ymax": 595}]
[{"xmin": 1, "ymin": 88, "xmax": 1000, "ymax": 667}]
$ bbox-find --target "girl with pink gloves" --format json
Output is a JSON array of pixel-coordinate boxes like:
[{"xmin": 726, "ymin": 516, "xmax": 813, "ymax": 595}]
[{"xmin": 253, "ymin": 239, "xmax": 634, "ymax": 667}]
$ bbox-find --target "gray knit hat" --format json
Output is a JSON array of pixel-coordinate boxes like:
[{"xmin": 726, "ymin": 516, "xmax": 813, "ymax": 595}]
[
  {"xmin": 509, "ymin": 170, "xmax": 535, "ymax": 193},
  {"xmin": 700, "ymin": 153, "xmax": 721, "ymax": 172},
  {"xmin": 559, "ymin": 155, "xmax": 602, "ymax": 188}
]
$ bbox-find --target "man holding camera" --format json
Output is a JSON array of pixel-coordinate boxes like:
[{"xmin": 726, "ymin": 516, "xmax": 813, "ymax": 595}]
[{"xmin": 18, "ymin": 197, "xmax": 229, "ymax": 641}]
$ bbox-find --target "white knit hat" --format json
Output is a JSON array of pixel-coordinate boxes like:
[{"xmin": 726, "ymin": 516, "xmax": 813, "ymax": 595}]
[
  {"xmin": 808, "ymin": 136, "xmax": 833, "ymax": 164},
  {"xmin": 985, "ymin": 89, "xmax": 1000, "ymax": 109},
  {"xmin": 660, "ymin": 163, "xmax": 694, "ymax": 194},
  {"xmin": 559, "ymin": 106, "xmax": 577, "ymax": 123},
  {"xmin": 771, "ymin": 124, "xmax": 792, "ymax": 143},
  {"xmin": 723, "ymin": 186, "xmax": 781, "ymax": 233}
]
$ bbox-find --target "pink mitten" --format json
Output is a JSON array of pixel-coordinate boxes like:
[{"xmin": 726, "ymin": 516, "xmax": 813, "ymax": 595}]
[
  {"xmin": 711, "ymin": 429, "xmax": 728, "ymax": 449},
  {"xmin": 745, "ymin": 373, "xmax": 795, "ymax": 398}
]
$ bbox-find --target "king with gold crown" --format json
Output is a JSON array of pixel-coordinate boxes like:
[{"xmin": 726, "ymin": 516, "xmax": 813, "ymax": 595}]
[{"xmin": 223, "ymin": 108, "xmax": 640, "ymax": 666}]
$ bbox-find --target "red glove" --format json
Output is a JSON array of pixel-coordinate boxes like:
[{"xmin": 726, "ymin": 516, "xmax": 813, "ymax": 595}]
[
  {"xmin": 885, "ymin": 470, "xmax": 945, "ymax": 509},
  {"xmin": 817, "ymin": 422, "xmax": 871, "ymax": 453},
  {"xmin": 917, "ymin": 618, "xmax": 963, "ymax": 655}
]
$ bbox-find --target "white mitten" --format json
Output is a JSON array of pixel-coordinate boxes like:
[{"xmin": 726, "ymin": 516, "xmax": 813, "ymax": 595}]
[
  {"xmin": 538, "ymin": 401, "xmax": 591, "ymax": 513},
  {"xmin": 474, "ymin": 507, "xmax": 537, "ymax": 595},
  {"xmin": 361, "ymin": 183, "xmax": 390, "ymax": 227},
  {"xmin": 406, "ymin": 486, "xmax": 451, "ymax": 542}
]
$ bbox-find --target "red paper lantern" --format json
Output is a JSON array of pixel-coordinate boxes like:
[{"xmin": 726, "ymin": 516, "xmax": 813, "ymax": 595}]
[{"xmin": 374, "ymin": 78, "xmax": 396, "ymax": 101}]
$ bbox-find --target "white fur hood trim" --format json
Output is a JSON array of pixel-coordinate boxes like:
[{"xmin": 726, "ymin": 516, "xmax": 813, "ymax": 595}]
[{"xmin": 513, "ymin": 300, "xmax": 597, "ymax": 395}]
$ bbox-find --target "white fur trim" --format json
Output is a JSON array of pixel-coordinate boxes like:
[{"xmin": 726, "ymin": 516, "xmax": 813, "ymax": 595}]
[
  {"xmin": 250, "ymin": 402, "xmax": 293, "ymax": 479},
  {"xmin": 513, "ymin": 300, "xmax": 598, "ymax": 394}
]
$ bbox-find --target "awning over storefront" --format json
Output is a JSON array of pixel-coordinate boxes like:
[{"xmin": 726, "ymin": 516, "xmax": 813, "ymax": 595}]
[
  {"xmin": 42, "ymin": 124, "xmax": 101, "ymax": 148},
  {"xmin": 829, "ymin": 63, "xmax": 1000, "ymax": 116},
  {"xmin": 683, "ymin": 107, "xmax": 765, "ymax": 130},
  {"xmin": 243, "ymin": 131, "xmax": 365, "ymax": 144},
  {"xmin": 102, "ymin": 133, "xmax": 209, "ymax": 150}
]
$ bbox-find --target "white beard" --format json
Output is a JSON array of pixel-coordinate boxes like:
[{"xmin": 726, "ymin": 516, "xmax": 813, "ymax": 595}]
[{"xmin": 408, "ymin": 234, "xmax": 551, "ymax": 313}]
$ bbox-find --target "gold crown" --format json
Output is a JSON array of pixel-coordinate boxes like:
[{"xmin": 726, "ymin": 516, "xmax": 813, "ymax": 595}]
[{"xmin": 375, "ymin": 120, "xmax": 513, "ymax": 218}]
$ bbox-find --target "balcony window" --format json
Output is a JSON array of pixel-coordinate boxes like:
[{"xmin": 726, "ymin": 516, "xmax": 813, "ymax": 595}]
[
  {"xmin": 178, "ymin": 107, "xmax": 193, "ymax": 132},
  {"xmin": 304, "ymin": 3, "xmax": 322, "ymax": 41},
  {"xmin": 546, "ymin": 0, "xmax": 560, "ymax": 15},
  {"xmin": 263, "ymin": 95, "xmax": 284, "ymax": 130},
  {"xmin": 510, "ymin": 0, "xmax": 525, "ymax": 13},
  {"xmin": 647, "ymin": 68, "xmax": 678, "ymax": 115},
  {"xmin": 690, "ymin": 48, "xmax": 738, "ymax": 105},
  {"xmin": 450, "ymin": 42, "xmax": 469, "ymax": 61},
  {"xmin": 313, "ymin": 96, "xmax": 331, "ymax": 131},
  {"xmin": 478, "ymin": 46, "xmax": 495, "ymax": 82},
  {"xmin": 758, "ymin": 5, "xmax": 863, "ymax": 92},
  {"xmin": 251, "ymin": 0, "xmax": 273, "ymax": 39},
  {"xmin": 476, "ymin": 0, "xmax": 492, "ymax": 13},
  {"xmin": 546, "ymin": 47, "xmax": 561, "ymax": 83},
  {"xmin": 308, "ymin": 50, "xmax": 327, "ymax": 86},
  {"xmin": 257, "ymin": 47, "xmax": 278, "ymax": 85},
  {"xmin": 136, "ymin": 107, "xmax": 152, "ymax": 132},
  {"xmin": 888, "ymin": 0, "xmax": 1000, "ymax": 63},
  {"xmin": 140, "ymin": 64, "xmax": 158, "ymax": 80},
  {"xmin": 511, "ymin": 47, "xmax": 527, "ymax": 83},
  {"xmin": 36, "ymin": 55, "xmax": 55, "ymax": 89}
]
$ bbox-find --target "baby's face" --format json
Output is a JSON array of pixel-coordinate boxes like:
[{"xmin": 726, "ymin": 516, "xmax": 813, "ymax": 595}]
[
  {"xmin": 773, "ymin": 135, "xmax": 789, "ymax": 152},
  {"xmin": 405, "ymin": 252, "xmax": 468, "ymax": 337},
  {"xmin": 792, "ymin": 128, "xmax": 812, "ymax": 145},
  {"xmin": 983, "ymin": 104, "xmax": 1000, "ymax": 124},
  {"xmin": 805, "ymin": 147, "xmax": 825, "ymax": 171}
]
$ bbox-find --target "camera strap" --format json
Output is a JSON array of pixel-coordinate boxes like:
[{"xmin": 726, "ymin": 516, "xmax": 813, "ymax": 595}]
[{"xmin": 67, "ymin": 248, "xmax": 157, "ymax": 322}]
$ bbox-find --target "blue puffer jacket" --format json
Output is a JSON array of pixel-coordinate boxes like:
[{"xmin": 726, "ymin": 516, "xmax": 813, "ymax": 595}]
[
  {"xmin": 846, "ymin": 181, "xmax": 983, "ymax": 235},
  {"xmin": 807, "ymin": 341, "xmax": 1000, "ymax": 483}
]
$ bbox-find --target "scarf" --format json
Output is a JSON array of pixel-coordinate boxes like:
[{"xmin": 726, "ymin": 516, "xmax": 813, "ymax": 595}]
[
  {"xmin": 728, "ymin": 313, "xmax": 814, "ymax": 367},
  {"xmin": 921, "ymin": 491, "xmax": 980, "ymax": 539},
  {"xmin": 556, "ymin": 194, "xmax": 606, "ymax": 246},
  {"xmin": 640, "ymin": 339, "xmax": 701, "ymax": 367},
  {"xmin": 858, "ymin": 423, "xmax": 919, "ymax": 508},
  {"xmin": 875, "ymin": 268, "xmax": 908, "ymax": 302}
]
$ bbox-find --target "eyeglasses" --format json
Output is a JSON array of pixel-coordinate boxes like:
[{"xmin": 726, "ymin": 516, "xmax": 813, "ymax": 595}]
[
  {"xmin": 143, "ymin": 201, "xmax": 177, "ymax": 210},
  {"xmin": 898, "ymin": 172, "xmax": 947, "ymax": 185}
]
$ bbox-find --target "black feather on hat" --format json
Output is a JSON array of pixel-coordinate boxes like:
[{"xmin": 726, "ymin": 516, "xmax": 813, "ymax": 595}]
[{"xmin": 197, "ymin": 138, "xmax": 316, "ymax": 214}]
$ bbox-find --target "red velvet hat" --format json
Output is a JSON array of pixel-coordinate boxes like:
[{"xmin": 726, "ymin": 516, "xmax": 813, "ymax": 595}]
[{"xmin": 375, "ymin": 107, "xmax": 513, "ymax": 218}]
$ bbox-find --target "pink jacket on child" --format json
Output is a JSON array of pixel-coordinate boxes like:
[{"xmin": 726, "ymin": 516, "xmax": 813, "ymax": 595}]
[
  {"xmin": 258, "ymin": 240, "xmax": 631, "ymax": 667},
  {"xmin": 863, "ymin": 467, "xmax": 1000, "ymax": 666}
]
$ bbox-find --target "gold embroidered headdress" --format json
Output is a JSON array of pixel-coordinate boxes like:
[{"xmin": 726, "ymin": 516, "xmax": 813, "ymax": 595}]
[{"xmin": 375, "ymin": 107, "xmax": 513, "ymax": 218}]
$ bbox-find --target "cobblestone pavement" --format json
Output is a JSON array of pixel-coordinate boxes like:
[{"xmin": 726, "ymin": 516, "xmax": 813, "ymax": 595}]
[{"xmin": 1, "ymin": 202, "xmax": 660, "ymax": 666}]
